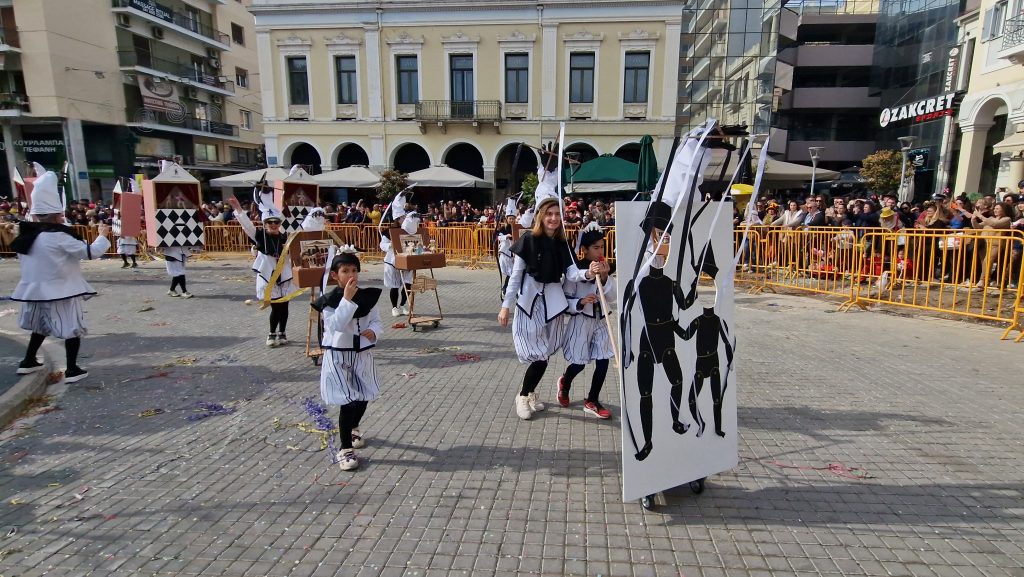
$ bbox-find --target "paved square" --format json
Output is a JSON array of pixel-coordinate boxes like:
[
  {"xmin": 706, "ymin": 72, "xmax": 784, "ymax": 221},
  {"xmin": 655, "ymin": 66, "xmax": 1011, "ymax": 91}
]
[{"xmin": 0, "ymin": 256, "xmax": 1022, "ymax": 577}]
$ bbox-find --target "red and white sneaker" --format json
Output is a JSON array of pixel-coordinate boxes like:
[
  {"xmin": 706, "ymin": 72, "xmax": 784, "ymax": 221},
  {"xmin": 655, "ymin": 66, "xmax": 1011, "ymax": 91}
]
[
  {"xmin": 583, "ymin": 400, "xmax": 611, "ymax": 419},
  {"xmin": 557, "ymin": 376, "xmax": 570, "ymax": 407}
]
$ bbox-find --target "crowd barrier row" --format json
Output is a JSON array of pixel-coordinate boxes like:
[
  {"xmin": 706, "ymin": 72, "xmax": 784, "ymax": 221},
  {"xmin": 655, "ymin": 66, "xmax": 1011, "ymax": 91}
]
[{"xmin": 1, "ymin": 222, "xmax": 1022, "ymax": 342}]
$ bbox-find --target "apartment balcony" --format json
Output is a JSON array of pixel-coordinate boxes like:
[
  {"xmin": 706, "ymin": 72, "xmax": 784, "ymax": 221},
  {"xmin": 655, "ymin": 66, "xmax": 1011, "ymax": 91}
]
[
  {"xmin": 413, "ymin": 100, "xmax": 502, "ymax": 134},
  {"xmin": 127, "ymin": 107, "xmax": 239, "ymax": 139},
  {"xmin": 119, "ymin": 50, "xmax": 234, "ymax": 95},
  {"xmin": 0, "ymin": 92, "xmax": 28, "ymax": 116},
  {"xmin": 0, "ymin": 26, "xmax": 19, "ymax": 50},
  {"xmin": 998, "ymin": 16, "xmax": 1024, "ymax": 64},
  {"xmin": 111, "ymin": 0, "xmax": 230, "ymax": 50}
]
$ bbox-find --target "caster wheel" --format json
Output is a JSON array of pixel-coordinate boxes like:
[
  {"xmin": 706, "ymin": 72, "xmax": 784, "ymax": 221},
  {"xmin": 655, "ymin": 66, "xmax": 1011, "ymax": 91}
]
[
  {"xmin": 689, "ymin": 478, "xmax": 706, "ymax": 494},
  {"xmin": 312, "ymin": 357, "xmax": 321, "ymax": 367},
  {"xmin": 432, "ymin": 321, "xmax": 439, "ymax": 328},
  {"xmin": 641, "ymin": 495, "xmax": 655, "ymax": 510}
]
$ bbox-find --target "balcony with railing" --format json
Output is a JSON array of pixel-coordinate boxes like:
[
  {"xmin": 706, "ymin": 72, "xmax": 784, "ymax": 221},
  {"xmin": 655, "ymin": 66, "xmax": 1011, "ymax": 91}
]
[
  {"xmin": 119, "ymin": 50, "xmax": 234, "ymax": 95},
  {"xmin": 413, "ymin": 100, "xmax": 502, "ymax": 133},
  {"xmin": 111, "ymin": 0, "xmax": 229, "ymax": 48},
  {"xmin": 0, "ymin": 26, "xmax": 19, "ymax": 50},
  {"xmin": 127, "ymin": 107, "xmax": 239, "ymax": 138},
  {"xmin": 0, "ymin": 92, "xmax": 28, "ymax": 115},
  {"xmin": 999, "ymin": 15, "xmax": 1024, "ymax": 64}
]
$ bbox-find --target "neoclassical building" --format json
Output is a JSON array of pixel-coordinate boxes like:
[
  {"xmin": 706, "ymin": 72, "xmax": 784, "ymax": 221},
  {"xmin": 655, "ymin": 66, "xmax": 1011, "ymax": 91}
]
[{"xmin": 249, "ymin": 0, "xmax": 684, "ymax": 201}]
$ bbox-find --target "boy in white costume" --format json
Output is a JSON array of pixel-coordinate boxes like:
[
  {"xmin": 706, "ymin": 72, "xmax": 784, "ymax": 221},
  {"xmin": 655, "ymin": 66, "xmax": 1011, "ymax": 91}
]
[
  {"xmin": 228, "ymin": 187, "xmax": 297, "ymax": 347},
  {"xmin": 162, "ymin": 245, "xmax": 194, "ymax": 298},
  {"xmin": 381, "ymin": 212, "xmax": 417, "ymax": 317},
  {"xmin": 10, "ymin": 165, "xmax": 110, "ymax": 383},
  {"xmin": 312, "ymin": 247, "xmax": 383, "ymax": 471},
  {"xmin": 557, "ymin": 221, "xmax": 615, "ymax": 418}
]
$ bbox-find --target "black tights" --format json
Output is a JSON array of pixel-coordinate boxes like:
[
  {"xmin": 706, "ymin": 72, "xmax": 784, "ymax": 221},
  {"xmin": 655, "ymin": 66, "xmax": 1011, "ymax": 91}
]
[
  {"xmin": 562, "ymin": 358, "xmax": 610, "ymax": 402},
  {"xmin": 269, "ymin": 302, "xmax": 289, "ymax": 334},
  {"xmin": 338, "ymin": 401, "xmax": 369, "ymax": 450},
  {"xmin": 169, "ymin": 275, "xmax": 187, "ymax": 293},
  {"xmin": 389, "ymin": 285, "xmax": 410, "ymax": 307},
  {"xmin": 24, "ymin": 333, "xmax": 81, "ymax": 370},
  {"xmin": 121, "ymin": 254, "xmax": 137, "ymax": 266},
  {"xmin": 520, "ymin": 360, "xmax": 548, "ymax": 396}
]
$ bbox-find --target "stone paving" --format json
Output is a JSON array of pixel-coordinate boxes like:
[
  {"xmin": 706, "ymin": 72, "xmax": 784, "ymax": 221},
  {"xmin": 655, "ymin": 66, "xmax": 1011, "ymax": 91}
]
[{"xmin": 0, "ymin": 255, "xmax": 1022, "ymax": 577}]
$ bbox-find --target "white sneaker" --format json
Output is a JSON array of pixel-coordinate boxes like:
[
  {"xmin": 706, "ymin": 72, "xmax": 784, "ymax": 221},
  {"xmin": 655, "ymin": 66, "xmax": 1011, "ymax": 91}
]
[
  {"xmin": 527, "ymin": 391, "xmax": 545, "ymax": 412},
  {"xmin": 337, "ymin": 449, "xmax": 359, "ymax": 471},
  {"xmin": 180, "ymin": 291, "xmax": 194, "ymax": 299},
  {"xmin": 391, "ymin": 307, "xmax": 401, "ymax": 317},
  {"xmin": 515, "ymin": 395, "xmax": 533, "ymax": 420},
  {"xmin": 400, "ymin": 305, "xmax": 409, "ymax": 315},
  {"xmin": 167, "ymin": 290, "xmax": 180, "ymax": 297},
  {"xmin": 351, "ymin": 429, "xmax": 366, "ymax": 449},
  {"xmin": 276, "ymin": 333, "xmax": 288, "ymax": 345},
  {"xmin": 266, "ymin": 334, "xmax": 278, "ymax": 347}
]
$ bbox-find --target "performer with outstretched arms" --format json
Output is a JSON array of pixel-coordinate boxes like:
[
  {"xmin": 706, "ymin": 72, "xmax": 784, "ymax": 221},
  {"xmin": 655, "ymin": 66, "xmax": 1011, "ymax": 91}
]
[
  {"xmin": 498, "ymin": 165, "xmax": 602, "ymax": 421},
  {"xmin": 227, "ymin": 178, "xmax": 295, "ymax": 348},
  {"xmin": 10, "ymin": 164, "xmax": 111, "ymax": 383}
]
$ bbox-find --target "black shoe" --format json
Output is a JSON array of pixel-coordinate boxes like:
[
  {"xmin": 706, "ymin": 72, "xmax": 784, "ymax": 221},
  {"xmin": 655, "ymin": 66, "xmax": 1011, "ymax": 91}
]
[
  {"xmin": 16, "ymin": 359, "xmax": 44, "ymax": 375},
  {"xmin": 634, "ymin": 442, "xmax": 653, "ymax": 461},
  {"xmin": 121, "ymin": 262, "xmax": 130, "ymax": 269},
  {"xmin": 131, "ymin": 262, "xmax": 138, "ymax": 268},
  {"xmin": 64, "ymin": 367, "xmax": 89, "ymax": 383}
]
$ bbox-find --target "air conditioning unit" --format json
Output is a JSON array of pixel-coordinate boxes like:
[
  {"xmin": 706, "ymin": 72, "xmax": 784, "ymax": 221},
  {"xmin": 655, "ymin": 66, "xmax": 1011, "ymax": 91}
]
[
  {"xmin": 206, "ymin": 48, "xmax": 220, "ymax": 59},
  {"xmin": 207, "ymin": 57, "xmax": 221, "ymax": 69},
  {"xmin": 116, "ymin": 13, "xmax": 131, "ymax": 27},
  {"xmin": 186, "ymin": 87, "xmax": 199, "ymax": 98},
  {"xmin": 152, "ymin": 26, "xmax": 164, "ymax": 39},
  {"xmin": 211, "ymin": 95, "xmax": 223, "ymax": 105}
]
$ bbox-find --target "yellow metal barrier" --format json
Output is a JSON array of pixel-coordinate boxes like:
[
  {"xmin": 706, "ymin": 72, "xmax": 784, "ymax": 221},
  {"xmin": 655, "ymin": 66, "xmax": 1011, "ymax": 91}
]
[
  {"xmin": 760, "ymin": 227, "xmax": 865, "ymax": 299},
  {"xmin": 1002, "ymin": 258, "xmax": 1024, "ymax": 342},
  {"xmin": 843, "ymin": 229, "xmax": 1024, "ymax": 327},
  {"xmin": 734, "ymin": 226, "xmax": 766, "ymax": 289}
]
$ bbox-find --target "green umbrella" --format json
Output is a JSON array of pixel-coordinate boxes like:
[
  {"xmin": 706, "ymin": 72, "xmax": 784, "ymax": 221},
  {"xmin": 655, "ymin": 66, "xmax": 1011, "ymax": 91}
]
[{"xmin": 635, "ymin": 135, "xmax": 658, "ymax": 194}]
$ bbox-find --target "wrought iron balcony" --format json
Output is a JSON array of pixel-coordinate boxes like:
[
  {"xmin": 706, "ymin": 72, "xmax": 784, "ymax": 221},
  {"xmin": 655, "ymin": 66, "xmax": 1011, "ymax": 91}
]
[
  {"xmin": 1002, "ymin": 15, "xmax": 1024, "ymax": 52},
  {"xmin": 128, "ymin": 107, "xmax": 239, "ymax": 137},
  {"xmin": 111, "ymin": 0, "xmax": 229, "ymax": 46},
  {"xmin": 119, "ymin": 51, "xmax": 234, "ymax": 93},
  {"xmin": 414, "ymin": 100, "xmax": 502, "ymax": 129},
  {"xmin": 0, "ymin": 92, "xmax": 29, "ymax": 113}
]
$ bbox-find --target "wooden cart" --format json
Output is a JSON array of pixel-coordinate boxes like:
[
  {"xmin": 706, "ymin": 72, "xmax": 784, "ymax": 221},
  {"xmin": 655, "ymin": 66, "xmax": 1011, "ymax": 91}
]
[{"xmin": 391, "ymin": 226, "xmax": 446, "ymax": 331}]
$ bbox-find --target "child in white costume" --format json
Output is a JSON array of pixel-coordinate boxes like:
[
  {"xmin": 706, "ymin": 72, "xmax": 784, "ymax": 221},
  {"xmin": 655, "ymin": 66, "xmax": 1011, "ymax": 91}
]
[
  {"xmin": 163, "ymin": 245, "xmax": 194, "ymax": 298},
  {"xmin": 557, "ymin": 221, "xmax": 615, "ymax": 419},
  {"xmin": 313, "ymin": 248, "xmax": 383, "ymax": 471},
  {"xmin": 117, "ymin": 234, "xmax": 138, "ymax": 268},
  {"xmin": 227, "ymin": 190, "xmax": 297, "ymax": 347},
  {"xmin": 10, "ymin": 165, "xmax": 111, "ymax": 383},
  {"xmin": 498, "ymin": 166, "xmax": 602, "ymax": 421},
  {"xmin": 381, "ymin": 213, "xmax": 416, "ymax": 317}
]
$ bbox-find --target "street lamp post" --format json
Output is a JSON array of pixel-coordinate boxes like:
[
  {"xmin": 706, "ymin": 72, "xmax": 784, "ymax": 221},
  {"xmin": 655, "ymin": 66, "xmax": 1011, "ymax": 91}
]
[
  {"xmin": 897, "ymin": 136, "xmax": 917, "ymax": 203},
  {"xmin": 808, "ymin": 146, "xmax": 824, "ymax": 199}
]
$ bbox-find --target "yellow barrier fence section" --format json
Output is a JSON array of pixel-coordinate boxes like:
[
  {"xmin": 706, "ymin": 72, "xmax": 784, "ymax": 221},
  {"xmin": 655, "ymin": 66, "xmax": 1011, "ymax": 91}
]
[
  {"xmin": 734, "ymin": 226, "xmax": 766, "ymax": 288},
  {"xmin": 846, "ymin": 229, "xmax": 1024, "ymax": 326},
  {"xmin": 1004, "ymin": 262, "xmax": 1024, "ymax": 342},
  {"xmin": 761, "ymin": 227, "xmax": 865, "ymax": 299}
]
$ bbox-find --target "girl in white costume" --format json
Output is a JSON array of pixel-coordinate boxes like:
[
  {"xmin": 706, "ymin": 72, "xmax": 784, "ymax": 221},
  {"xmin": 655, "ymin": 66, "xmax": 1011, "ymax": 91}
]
[
  {"xmin": 117, "ymin": 233, "xmax": 138, "ymax": 268},
  {"xmin": 313, "ymin": 248, "xmax": 383, "ymax": 471},
  {"xmin": 162, "ymin": 245, "xmax": 194, "ymax": 298},
  {"xmin": 381, "ymin": 212, "xmax": 416, "ymax": 317},
  {"xmin": 227, "ymin": 193, "xmax": 297, "ymax": 347},
  {"xmin": 557, "ymin": 221, "xmax": 615, "ymax": 419},
  {"xmin": 498, "ymin": 167, "xmax": 602, "ymax": 421}
]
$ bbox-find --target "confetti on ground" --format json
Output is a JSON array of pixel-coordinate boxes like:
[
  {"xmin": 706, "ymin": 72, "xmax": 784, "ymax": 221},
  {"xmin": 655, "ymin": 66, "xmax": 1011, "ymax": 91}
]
[
  {"xmin": 47, "ymin": 372, "xmax": 63, "ymax": 384},
  {"xmin": 3, "ymin": 450, "xmax": 27, "ymax": 464},
  {"xmin": 8, "ymin": 499, "xmax": 23, "ymax": 505},
  {"xmin": 137, "ymin": 306, "xmax": 154, "ymax": 312},
  {"xmin": 121, "ymin": 371, "xmax": 171, "ymax": 383},
  {"xmin": 453, "ymin": 353, "xmax": 480, "ymax": 362},
  {"xmin": 391, "ymin": 322, "xmax": 407, "ymax": 329},
  {"xmin": 138, "ymin": 408, "xmax": 165, "ymax": 418},
  {"xmin": 416, "ymin": 346, "xmax": 463, "ymax": 354},
  {"xmin": 186, "ymin": 402, "xmax": 237, "ymax": 421},
  {"xmin": 150, "ymin": 321, "xmax": 170, "ymax": 327},
  {"xmin": 399, "ymin": 372, "xmax": 417, "ymax": 379},
  {"xmin": 157, "ymin": 357, "xmax": 199, "ymax": 368}
]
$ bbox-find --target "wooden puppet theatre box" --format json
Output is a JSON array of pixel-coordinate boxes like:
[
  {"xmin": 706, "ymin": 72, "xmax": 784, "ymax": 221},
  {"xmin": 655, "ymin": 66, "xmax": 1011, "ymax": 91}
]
[
  {"xmin": 143, "ymin": 162, "xmax": 205, "ymax": 248},
  {"xmin": 111, "ymin": 181, "xmax": 143, "ymax": 238},
  {"xmin": 390, "ymin": 225, "xmax": 447, "ymax": 270}
]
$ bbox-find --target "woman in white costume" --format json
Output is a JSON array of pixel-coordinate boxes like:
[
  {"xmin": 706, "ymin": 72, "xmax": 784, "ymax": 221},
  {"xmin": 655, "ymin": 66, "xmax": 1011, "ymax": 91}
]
[{"xmin": 10, "ymin": 165, "xmax": 111, "ymax": 383}]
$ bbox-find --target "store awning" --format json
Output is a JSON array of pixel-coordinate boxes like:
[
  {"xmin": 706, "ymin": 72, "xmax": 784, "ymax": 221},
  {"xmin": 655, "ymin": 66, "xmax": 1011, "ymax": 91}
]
[
  {"xmin": 209, "ymin": 167, "xmax": 291, "ymax": 187},
  {"xmin": 314, "ymin": 166, "xmax": 381, "ymax": 188},
  {"xmin": 993, "ymin": 131, "xmax": 1024, "ymax": 154}
]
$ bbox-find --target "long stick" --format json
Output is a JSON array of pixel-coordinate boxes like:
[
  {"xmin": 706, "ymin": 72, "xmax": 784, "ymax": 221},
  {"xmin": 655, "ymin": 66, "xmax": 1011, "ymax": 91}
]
[{"xmin": 595, "ymin": 266, "xmax": 621, "ymax": 371}]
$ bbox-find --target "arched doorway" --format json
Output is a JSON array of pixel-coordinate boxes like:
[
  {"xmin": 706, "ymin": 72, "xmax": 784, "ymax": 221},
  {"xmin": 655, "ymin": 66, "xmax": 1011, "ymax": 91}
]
[
  {"xmin": 335, "ymin": 143, "xmax": 369, "ymax": 169},
  {"xmin": 443, "ymin": 143, "xmax": 484, "ymax": 178},
  {"xmin": 392, "ymin": 143, "xmax": 430, "ymax": 173},
  {"xmin": 494, "ymin": 143, "xmax": 539, "ymax": 196},
  {"xmin": 288, "ymin": 143, "xmax": 322, "ymax": 175},
  {"xmin": 565, "ymin": 142, "xmax": 599, "ymax": 165},
  {"xmin": 615, "ymin": 143, "xmax": 641, "ymax": 164}
]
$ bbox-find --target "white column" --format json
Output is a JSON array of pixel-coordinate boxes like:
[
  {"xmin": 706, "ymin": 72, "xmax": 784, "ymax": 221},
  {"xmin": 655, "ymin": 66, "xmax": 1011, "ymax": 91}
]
[
  {"xmin": 953, "ymin": 122, "xmax": 994, "ymax": 195},
  {"xmin": 365, "ymin": 26, "xmax": 384, "ymax": 121},
  {"xmin": 661, "ymin": 22, "xmax": 682, "ymax": 120},
  {"xmin": 369, "ymin": 134, "xmax": 386, "ymax": 170},
  {"xmin": 264, "ymin": 135, "xmax": 280, "ymax": 167},
  {"xmin": 256, "ymin": 31, "xmax": 277, "ymax": 121},
  {"xmin": 62, "ymin": 118, "xmax": 89, "ymax": 201},
  {"xmin": 541, "ymin": 23, "xmax": 558, "ymax": 119}
]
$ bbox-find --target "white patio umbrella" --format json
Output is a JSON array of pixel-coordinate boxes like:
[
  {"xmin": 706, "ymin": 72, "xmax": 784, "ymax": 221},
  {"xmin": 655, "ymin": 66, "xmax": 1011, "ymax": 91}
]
[
  {"xmin": 209, "ymin": 167, "xmax": 290, "ymax": 187},
  {"xmin": 406, "ymin": 165, "xmax": 492, "ymax": 188},
  {"xmin": 703, "ymin": 149, "xmax": 839, "ymax": 186},
  {"xmin": 314, "ymin": 166, "xmax": 382, "ymax": 188}
]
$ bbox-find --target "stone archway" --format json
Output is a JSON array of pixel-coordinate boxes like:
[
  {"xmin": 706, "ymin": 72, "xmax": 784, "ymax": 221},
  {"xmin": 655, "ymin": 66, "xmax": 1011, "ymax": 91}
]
[
  {"xmin": 494, "ymin": 143, "xmax": 539, "ymax": 196},
  {"xmin": 615, "ymin": 142, "xmax": 642, "ymax": 164},
  {"xmin": 335, "ymin": 143, "xmax": 370, "ymax": 169},
  {"xmin": 287, "ymin": 142, "xmax": 322, "ymax": 175},
  {"xmin": 392, "ymin": 142, "xmax": 430, "ymax": 173},
  {"xmin": 954, "ymin": 95, "xmax": 1012, "ymax": 196},
  {"xmin": 565, "ymin": 142, "xmax": 599, "ymax": 165},
  {"xmin": 442, "ymin": 142, "xmax": 485, "ymax": 179}
]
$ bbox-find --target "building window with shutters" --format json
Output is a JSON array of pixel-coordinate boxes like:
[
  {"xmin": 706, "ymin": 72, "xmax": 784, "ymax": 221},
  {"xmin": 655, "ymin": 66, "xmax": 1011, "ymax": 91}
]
[
  {"xmin": 505, "ymin": 53, "xmax": 529, "ymax": 103},
  {"xmin": 335, "ymin": 55, "xmax": 357, "ymax": 104},
  {"xmin": 623, "ymin": 51, "xmax": 650, "ymax": 103},
  {"xmin": 569, "ymin": 52, "xmax": 595, "ymax": 104},
  {"xmin": 396, "ymin": 55, "xmax": 419, "ymax": 104},
  {"xmin": 287, "ymin": 56, "xmax": 309, "ymax": 105}
]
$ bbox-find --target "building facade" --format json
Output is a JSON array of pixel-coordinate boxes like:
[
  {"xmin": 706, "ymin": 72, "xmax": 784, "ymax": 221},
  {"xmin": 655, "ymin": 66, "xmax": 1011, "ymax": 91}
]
[
  {"xmin": 0, "ymin": 0, "xmax": 263, "ymax": 202},
  {"xmin": 249, "ymin": 0, "xmax": 684, "ymax": 204},
  {"xmin": 953, "ymin": 0, "xmax": 1024, "ymax": 196}
]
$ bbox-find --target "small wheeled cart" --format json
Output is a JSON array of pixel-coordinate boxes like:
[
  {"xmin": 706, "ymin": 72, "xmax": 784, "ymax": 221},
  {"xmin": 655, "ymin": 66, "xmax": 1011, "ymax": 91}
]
[
  {"xmin": 639, "ymin": 477, "xmax": 706, "ymax": 511},
  {"xmin": 406, "ymin": 270, "xmax": 443, "ymax": 331}
]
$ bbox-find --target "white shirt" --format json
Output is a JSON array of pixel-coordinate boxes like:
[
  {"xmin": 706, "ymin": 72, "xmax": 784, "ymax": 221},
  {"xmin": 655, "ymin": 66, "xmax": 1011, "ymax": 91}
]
[{"xmin": 12, "ymin": 231, "xmax": 110, "ymax": 302}]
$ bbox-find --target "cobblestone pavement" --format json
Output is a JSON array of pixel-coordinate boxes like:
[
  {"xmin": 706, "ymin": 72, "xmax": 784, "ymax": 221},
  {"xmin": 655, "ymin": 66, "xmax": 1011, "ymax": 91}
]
[{"xmin": 0, "ymin": 255, "xmax": 1022, "ymax": 577}]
